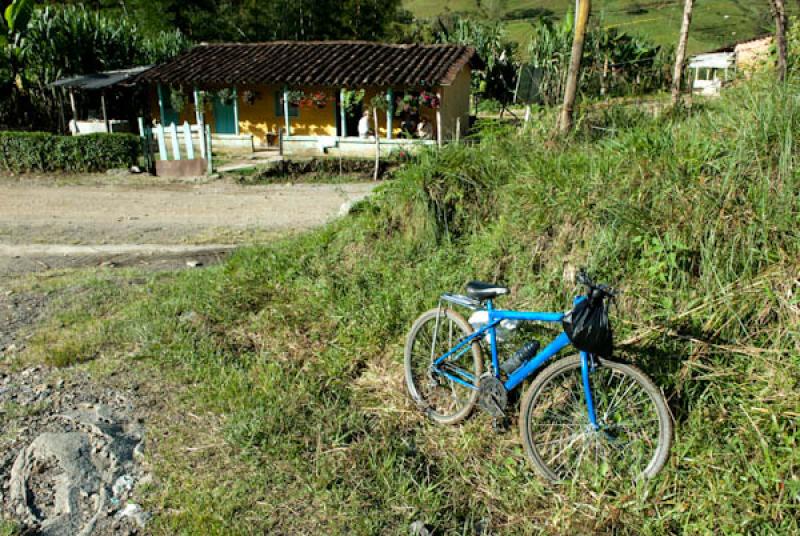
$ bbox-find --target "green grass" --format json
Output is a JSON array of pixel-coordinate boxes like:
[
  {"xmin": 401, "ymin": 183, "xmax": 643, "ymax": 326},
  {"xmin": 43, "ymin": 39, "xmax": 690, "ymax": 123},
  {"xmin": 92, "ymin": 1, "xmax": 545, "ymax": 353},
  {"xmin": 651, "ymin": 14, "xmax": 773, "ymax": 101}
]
[
  {"xmin": 0, "ymin": 521, "xmax": 18, "ymax": 536},
  {"xmin": 408, "ymin": 0, "xmax": 783, "ymax": 56},
  {"xmin": 22, "ymin": 76, "xmax": 800, "ymax": 534}
]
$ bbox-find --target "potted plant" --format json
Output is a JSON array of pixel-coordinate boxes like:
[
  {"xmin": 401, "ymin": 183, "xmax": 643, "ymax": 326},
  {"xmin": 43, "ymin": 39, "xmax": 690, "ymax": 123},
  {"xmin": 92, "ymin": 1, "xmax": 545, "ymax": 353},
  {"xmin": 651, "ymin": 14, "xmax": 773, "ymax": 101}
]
[
  {"xmin": 342, "ymin": 89, "xmax": 365, "ymax": 113},
  {"xmin": 242, "ymin": 89, "xmax": 259, "ymax": 105},
  {"xmin": 419, "ymin": 90, "xmax": 440, "ymax": 109},
  {"xmin": 169, "ymin": 88, "xmax": 188, "ymax": 113},
  {"xmin": 285, "ymin": 90, "xmax": 305, "ymax": 107},
  {"xmin": 310, "ymin": 91, "xmax": 328, "ymax": 108}
]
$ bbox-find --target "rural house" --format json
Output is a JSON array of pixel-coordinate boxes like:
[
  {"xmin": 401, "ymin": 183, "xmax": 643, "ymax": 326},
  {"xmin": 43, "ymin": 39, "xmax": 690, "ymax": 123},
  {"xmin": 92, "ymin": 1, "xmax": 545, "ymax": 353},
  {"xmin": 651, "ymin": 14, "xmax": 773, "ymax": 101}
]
[
  {"xmin": 689, "ymin": 34, "xmax": 774, "ymax": 96},
  {"xmin": 136, "ymin": 41, "xmax": 479, "ymax": 157}
]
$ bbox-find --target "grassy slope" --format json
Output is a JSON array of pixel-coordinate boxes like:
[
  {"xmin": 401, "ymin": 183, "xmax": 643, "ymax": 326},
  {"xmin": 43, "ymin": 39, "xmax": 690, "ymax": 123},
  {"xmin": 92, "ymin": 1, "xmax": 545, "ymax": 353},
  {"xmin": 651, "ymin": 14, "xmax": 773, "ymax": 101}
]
[
  {"xmin": 407, "ymin": 0, "xmax": 779, "ymax": 56},
  {"xmin": 25, "ymin": 78, "xmax": 800, "ymax": 534}
]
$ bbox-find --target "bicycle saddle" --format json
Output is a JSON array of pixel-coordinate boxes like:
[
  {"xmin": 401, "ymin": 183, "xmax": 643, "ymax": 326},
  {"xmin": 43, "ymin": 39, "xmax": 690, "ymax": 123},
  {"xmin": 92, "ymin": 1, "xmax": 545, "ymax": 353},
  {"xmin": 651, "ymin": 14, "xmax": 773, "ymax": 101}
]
[{"xmin": 465, "ymin": 281, "xmax": 509, "ymax": 301}]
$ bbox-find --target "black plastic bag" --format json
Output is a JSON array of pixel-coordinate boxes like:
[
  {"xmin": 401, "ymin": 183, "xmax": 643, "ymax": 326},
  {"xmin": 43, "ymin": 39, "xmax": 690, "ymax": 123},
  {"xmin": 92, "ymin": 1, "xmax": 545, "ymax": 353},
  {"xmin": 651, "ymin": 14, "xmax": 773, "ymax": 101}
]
[{"xmin": 563, "ymin": 298, "xmax": 613, "ymax": 357}]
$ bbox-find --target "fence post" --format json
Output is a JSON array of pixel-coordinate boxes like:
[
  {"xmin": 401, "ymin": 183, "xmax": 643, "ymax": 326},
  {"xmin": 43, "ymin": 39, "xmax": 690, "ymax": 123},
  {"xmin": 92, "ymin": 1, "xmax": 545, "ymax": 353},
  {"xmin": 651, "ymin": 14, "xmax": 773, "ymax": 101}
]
[
  {"xmin": 206, "ymin": 124, "xmax": 213, "ymax": 174},
  {"xmin": 169, "ymin": 122, "xmax": 181, "ymax": 161},
  {"xmin": 436, "ymin": 92, "xmax": 443, "ymax": 147},
  {"xmin": 156, "ymin": 123, "xmax": 167, "ymax": 161},
  {"xmin": 183, "ymin": 121, "xmax": 195, "ymax": 160}
]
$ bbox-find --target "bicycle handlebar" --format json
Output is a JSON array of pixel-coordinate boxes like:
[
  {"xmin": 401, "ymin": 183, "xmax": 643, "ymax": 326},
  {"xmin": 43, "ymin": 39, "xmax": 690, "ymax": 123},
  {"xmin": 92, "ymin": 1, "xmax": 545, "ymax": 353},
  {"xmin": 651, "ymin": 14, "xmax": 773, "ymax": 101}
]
[{"xmin": 576, "ymin": 269, "xmax": 617, "ymax": 302}]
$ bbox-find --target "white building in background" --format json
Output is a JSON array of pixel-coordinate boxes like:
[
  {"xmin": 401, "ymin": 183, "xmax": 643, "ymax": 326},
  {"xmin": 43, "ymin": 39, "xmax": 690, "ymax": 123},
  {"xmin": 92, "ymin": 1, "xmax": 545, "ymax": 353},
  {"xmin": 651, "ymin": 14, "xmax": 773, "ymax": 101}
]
[
  {"xmin": 688, "ymin": 34, "xmax": 774, "ymax": 97},
  {"xmin": 688, "ymin": 52, "xmax": 736, "ymax": 96}
]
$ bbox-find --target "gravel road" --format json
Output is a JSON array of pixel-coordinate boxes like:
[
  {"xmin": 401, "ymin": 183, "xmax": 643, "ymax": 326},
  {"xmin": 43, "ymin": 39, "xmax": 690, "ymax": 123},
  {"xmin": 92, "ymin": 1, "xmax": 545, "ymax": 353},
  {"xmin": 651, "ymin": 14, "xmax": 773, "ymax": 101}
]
[{"xmin": 0, "ymin": 179, "xmax": 377, "ymax": 277}]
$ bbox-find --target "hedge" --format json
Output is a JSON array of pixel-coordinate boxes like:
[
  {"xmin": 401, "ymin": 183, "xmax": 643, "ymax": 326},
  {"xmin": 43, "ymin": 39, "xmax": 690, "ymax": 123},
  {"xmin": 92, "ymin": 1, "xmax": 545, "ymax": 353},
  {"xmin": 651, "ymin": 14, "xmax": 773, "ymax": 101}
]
[{"xmin": 0, "ymin": 131, "xmax": 141, "ymax": 173}]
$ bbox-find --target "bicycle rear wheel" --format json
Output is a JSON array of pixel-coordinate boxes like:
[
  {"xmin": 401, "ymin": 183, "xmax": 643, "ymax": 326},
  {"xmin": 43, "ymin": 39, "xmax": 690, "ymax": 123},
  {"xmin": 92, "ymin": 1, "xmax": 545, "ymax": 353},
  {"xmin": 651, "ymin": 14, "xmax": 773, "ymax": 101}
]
[
  {"xmin": 404, "ymin": 308, "xmax": 482, "ymax": 425},
  {"xmin": 519, "ymin": 355, "xmax": 672, "ymax": 483}
]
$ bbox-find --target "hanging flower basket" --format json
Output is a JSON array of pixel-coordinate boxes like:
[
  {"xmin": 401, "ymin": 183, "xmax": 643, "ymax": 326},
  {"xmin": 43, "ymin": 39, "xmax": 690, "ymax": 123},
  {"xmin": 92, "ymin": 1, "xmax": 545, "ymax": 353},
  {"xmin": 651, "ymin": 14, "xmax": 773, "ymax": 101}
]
[
  {"xmin": 284, "ymin": 90, "xmax": 305, "ymax": 107},
  {"xmin": 169, "ymin": 88, "xmax": 188, "ymax": 113},
  {"xmin": 342, "ymin": 89, "xmax": 365, "ymax": 113},
  {"xmin": 242, "ymin": 90, "xmax": 260, "ymax": 105},
  {"xmin": 214, "ymin": 88, "xmax": 236, "ymax": 105},
  {"xmin": 419, "ymin": 90, "xmax": 440, "ymax": 110},
  {"xmin": 309, "ymin": 91, "xmax": 329, "ymax": 109}
]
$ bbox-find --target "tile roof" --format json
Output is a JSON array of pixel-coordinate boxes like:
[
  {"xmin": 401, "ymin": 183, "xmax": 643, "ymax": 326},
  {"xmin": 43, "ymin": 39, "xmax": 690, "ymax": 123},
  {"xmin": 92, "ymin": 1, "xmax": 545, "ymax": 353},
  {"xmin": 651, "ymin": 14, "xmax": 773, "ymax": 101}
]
[{"xmin": 137, "ymin": 42, "xmax": 479, "ymax": 88}]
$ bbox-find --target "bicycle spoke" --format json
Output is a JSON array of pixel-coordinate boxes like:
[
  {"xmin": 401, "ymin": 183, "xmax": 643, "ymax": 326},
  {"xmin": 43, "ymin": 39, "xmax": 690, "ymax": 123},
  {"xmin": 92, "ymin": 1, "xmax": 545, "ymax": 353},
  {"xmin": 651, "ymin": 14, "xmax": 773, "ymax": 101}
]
[{"xmin": 524, "ymin": 358, "xmax": 668, "ymax": 483}]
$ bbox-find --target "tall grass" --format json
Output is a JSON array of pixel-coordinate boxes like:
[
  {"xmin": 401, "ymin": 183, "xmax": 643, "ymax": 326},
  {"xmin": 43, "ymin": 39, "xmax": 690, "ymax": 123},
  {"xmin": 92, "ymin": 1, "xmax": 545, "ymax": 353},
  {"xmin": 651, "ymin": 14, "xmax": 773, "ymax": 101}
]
[{"xmin": 37, "ymin": 77, "xmax": 800, "ymax": 534}]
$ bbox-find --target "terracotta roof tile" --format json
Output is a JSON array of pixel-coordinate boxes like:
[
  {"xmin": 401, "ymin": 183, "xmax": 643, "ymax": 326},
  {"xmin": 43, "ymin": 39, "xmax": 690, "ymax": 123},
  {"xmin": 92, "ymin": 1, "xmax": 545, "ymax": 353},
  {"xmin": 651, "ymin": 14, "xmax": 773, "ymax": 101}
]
[{"xmin": 137, "ymin": 41, "xmax": 479, "ymax": 87}]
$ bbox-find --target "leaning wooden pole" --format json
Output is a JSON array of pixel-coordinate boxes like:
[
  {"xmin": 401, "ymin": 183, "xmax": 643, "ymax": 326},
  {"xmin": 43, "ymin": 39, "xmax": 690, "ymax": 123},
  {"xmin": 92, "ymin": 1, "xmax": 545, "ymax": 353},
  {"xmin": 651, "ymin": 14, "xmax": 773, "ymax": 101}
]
[
  {"xmin": 559, "ymin": 0, "xmax": 591, "ymax": 134},
  {"xmin": 671, "ymin": 0, "xmax": 694, "ymax": 106},
  {"xmin": 770, "ymin": 0, "xmax": 788, "ymax": 82},
  {"xmin": 373, "ymin": 107, "xmax": 380, "ymax": 181}
]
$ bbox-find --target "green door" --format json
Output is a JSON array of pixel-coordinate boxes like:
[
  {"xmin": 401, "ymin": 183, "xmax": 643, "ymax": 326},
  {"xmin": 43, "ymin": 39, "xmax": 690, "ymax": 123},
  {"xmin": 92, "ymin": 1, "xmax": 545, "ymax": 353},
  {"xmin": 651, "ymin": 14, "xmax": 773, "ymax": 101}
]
[{"xmin": 213, "ymin": 97, "xmax": 236, "ymax": 134}]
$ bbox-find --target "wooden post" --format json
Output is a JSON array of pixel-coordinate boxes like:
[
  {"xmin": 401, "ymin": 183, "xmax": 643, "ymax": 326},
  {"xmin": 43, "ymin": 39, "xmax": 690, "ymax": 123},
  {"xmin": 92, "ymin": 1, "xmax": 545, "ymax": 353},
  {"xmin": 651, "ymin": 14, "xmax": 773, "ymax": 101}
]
[
  {"xmin": 206, "ymin": 124, "xmax": 213, "ymax": 174},
  {"xmin": 69, "ymin": 88, "xmax": 78, "ymax": 131},
  {"xmin": 232, "ymin": 86, "xmax": 240, "ymax": 135},
  {"xmin": 435, "ymin": 92, "xmax": 443, "ymax": 147},
  {"xmin": 279, "ymin": 128, "xmax": 284, "ymax": 156},
  {"xmin": 157, "ymin": 83, "xmax": 166, "ymax": 125},
  {"xmin": 373, "ymin": 107, "xmax": 380, "ymax": 181},
  {"xmin": 138, "ymin": 117, "xmax": 153, "ymax": 172},
  {"xmin": 559, "ymin": 0, "xmax": 591, "ymax": 134},
  {"xmin": 183, "ymin": 121, "xmax": 195, "ymax": 160},
  {"xmin": 455, "ymin": 116, "xmax": 461, "ymax": 142},
  {"xmin": 193, "ymin": 88, "xmax": 206, "ymax": 159},
  {"xmin": 101, "ymin": 91, "xmax": 110, "ymax": 133},
  {"xmin": 156, "ymin": 123, "xmax": 167, "ymax": 161},
  {"xmin": 671, "ymin": 0, "xmax": 694, "ymax": 106},
  {"xmin": 193, "ymin": 87, "xmax": 203, "ymax": 125},
  {"xmin": 283, "ymin": 86, "xmax": 291, "ymax": 136},
  {"xmin": 339, "ymin": 89, "xmax": 347, "ymax": 137},
  {"xmin": 770, "ymin": 0, "xmax": 787, "ymax": 82},
  {"xmin": 169, "ymin": 123, "xmax": 181, "ymax": 160},
  {"xmin": 386, "ymin": 88, "xmax": 393, "ymax": 140}
]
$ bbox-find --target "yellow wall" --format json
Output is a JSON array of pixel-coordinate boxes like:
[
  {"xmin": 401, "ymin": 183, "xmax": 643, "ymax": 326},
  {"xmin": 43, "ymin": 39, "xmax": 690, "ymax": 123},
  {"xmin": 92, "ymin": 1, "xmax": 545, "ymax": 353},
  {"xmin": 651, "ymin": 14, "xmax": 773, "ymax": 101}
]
[
  {"xmin": 148, "ymin": 64, "xmax": 472, "ymax": 145},
  {"xmin": 238, "ymin": 84, "xmax": 338, "ymax": 143},
  {"xmin": 440, "ymin": 66, "xmax": 471, "ymax": 140}
]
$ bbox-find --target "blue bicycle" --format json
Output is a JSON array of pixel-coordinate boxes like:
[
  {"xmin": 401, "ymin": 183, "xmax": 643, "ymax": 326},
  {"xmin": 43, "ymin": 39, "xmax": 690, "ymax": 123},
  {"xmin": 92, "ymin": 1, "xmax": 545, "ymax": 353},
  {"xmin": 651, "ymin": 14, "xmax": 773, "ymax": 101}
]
[{"xmin": 404, "ymin": 273, "xmax": 672, "ymax": 482}]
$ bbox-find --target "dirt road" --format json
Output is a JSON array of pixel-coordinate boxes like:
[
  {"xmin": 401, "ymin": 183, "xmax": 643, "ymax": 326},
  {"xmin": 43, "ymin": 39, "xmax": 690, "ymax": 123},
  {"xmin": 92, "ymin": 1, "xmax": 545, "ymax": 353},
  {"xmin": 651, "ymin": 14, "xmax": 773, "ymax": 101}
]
[{"xmin": 0, "ymin": 179, "xmax": 377, "ymax": 277}]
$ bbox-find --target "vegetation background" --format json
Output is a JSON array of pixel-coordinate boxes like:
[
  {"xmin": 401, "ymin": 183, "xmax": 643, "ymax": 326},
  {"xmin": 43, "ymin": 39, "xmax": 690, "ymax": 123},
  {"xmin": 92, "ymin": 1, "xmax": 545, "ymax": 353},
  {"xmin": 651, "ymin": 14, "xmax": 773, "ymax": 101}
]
[{"xmin": 13, "ymin": 74, "xmax": 798, "ymax": 533}]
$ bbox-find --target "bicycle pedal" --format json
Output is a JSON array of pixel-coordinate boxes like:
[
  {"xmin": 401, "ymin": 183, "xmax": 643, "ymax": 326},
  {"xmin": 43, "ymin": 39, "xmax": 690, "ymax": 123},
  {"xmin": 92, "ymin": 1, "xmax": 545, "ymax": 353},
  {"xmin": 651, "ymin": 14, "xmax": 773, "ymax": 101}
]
[{"xmin": 491, "ymin": 416, "xmax": 509, "ymax": 433}]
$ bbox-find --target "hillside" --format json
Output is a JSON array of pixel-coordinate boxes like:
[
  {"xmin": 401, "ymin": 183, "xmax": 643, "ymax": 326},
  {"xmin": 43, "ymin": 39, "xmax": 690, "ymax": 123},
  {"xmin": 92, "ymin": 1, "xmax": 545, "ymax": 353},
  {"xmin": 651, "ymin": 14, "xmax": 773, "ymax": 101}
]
[
  {"xmin": 18, "ymin": 76, "xmax": 800, "ymax": 533},
  {"xmin": 406, "ymin": 0, "xmax": 779, "ymax": 55}
]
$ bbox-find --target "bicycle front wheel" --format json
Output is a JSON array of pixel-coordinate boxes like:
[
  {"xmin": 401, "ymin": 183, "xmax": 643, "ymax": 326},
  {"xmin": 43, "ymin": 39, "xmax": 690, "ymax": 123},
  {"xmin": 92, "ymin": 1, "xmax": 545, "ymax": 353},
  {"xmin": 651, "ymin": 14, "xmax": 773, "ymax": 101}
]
[
  {"xmin": 404, "ymin": 308, "xmax": 482, "ymax": 425},
  {"xmin": 520, "ymin": 355, "xmax": 672, "ymax": 483}
]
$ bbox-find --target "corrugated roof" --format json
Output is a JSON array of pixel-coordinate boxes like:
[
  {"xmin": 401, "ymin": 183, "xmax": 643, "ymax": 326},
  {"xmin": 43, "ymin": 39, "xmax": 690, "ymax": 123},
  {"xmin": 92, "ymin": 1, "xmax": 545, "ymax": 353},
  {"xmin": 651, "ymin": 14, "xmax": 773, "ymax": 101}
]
[
  {"xmin": 52, "ymin": 66, "xmax": 152, "ymax": 90},
  {"xmin": 136, "ymin": 42, "xmax": 479, "ymax": 87}
]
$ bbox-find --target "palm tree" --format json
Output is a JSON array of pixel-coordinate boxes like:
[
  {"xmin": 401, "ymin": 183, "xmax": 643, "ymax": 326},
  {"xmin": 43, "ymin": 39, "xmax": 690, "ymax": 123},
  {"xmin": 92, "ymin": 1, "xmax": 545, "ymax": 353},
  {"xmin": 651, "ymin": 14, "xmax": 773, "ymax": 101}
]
[{"xmin": 671, "ymin": 0, "xmax": 694, "ymax": 106}]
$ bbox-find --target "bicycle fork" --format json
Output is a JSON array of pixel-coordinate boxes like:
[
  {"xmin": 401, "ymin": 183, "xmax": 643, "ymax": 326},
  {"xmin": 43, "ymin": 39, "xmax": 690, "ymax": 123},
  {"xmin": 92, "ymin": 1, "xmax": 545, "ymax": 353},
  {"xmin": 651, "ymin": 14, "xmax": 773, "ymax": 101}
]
[{"xmin": 580, "ymin": 352, "xmax": 600, "ymax": 430}]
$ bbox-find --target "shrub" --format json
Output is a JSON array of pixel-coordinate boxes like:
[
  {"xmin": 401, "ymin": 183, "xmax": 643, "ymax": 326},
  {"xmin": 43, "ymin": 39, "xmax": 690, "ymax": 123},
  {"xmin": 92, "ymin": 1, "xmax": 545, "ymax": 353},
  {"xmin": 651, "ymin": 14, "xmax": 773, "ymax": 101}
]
[{"xmin": 0, "ymin": 131, "xmax": 141, "ymax": 173}]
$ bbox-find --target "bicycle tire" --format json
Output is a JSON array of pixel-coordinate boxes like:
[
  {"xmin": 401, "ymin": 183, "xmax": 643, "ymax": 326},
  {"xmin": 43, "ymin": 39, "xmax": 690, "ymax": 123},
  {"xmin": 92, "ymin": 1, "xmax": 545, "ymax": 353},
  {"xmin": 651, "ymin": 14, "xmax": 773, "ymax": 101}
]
[
  {"xmin": 404, "ymin": 308, "xmax": 483, "ymax": 425},
  {"xmin": 519, "ymin": 355, "xmax": 672, "ymax": 482}
]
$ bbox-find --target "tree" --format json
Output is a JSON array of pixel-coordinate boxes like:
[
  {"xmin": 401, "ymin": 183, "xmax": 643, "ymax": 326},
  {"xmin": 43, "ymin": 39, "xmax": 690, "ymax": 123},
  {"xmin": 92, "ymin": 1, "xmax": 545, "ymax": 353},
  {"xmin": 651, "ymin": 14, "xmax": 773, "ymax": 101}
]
[
  {"xmin": 434, "ymin": 16, "xmax": 517, "ymax": 107},
  {"xmin": 559, "ymin": 0, "xmax": 590, "ymax": 134},
  {"xmin": 769, "ymin": 0, "xmax": 788, "ymax": 81},
  {"xmin": 671, "ymin": 0, "xmax": 693, "ymax": 106}
]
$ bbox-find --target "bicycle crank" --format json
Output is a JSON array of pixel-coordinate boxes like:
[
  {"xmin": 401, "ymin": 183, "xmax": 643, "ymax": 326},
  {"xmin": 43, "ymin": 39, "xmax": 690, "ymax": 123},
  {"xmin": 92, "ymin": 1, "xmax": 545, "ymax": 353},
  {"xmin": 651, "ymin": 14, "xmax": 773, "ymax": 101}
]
[{"xmin": 477, "ymin": 375, "xmax": 508, "ymax": 418}]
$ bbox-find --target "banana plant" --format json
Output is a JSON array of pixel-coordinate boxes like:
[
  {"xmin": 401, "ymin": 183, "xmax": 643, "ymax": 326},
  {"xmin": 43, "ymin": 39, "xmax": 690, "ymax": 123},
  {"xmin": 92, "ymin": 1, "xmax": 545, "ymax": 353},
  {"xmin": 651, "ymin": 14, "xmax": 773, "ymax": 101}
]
[{"xmin": 1, "ymin": 0, "xmax": 34, "ymax": 86}]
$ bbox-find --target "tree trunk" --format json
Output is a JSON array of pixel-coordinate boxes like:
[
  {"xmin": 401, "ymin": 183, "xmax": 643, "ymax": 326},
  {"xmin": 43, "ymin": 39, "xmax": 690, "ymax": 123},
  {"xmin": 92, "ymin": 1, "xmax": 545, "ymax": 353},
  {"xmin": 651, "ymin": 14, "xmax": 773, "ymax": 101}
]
[
  {"xmin": 559, "ymin": 0, "xmax": 591, "ymax": 134},
  {"xmin": 770, "ymin": 0, "xmax": 788, "ymax": 82},
  {"xmin": 671, "ymin": 0, "xmax": 694, "ymax": 106}
]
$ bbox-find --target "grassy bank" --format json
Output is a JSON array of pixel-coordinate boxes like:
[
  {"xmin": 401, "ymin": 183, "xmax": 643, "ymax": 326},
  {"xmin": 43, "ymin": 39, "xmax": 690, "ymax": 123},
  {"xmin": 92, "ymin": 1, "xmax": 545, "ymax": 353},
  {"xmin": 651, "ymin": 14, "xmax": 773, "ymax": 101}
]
[{"xmin": 24, "ymin": 78, "xmax": 800, "ymax": 534}]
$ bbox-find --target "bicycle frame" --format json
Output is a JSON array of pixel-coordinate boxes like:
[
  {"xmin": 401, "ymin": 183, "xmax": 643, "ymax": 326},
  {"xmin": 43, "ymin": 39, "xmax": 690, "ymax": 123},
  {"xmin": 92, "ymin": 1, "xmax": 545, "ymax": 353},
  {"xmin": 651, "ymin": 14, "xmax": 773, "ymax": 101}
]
[{"xmin": 431, "ymin": 296, "xmax": 599, "ymax": 428}]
